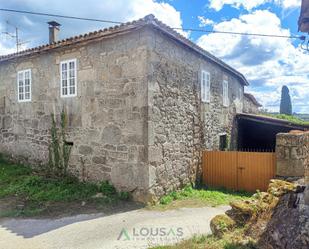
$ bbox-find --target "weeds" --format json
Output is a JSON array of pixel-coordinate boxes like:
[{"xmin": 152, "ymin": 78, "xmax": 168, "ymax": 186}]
[
  {"xmin": 158, "ymin": 185, "xmax": 251, "ymax": 207},
  {"xmin": 48, "ymin": 109, "xmax": 72, "ymax": 177},
  {"xmin": 0, "ymin": 159, "xmax": 131, "ymax": 217}
]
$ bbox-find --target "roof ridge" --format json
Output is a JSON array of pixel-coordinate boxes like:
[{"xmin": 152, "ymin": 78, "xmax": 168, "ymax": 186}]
[
  {"xmin": 0, "ymin": 15, "xmax": 149, "ymax": 60},
  {"xmin": 0, "ymin": 14, "xmax": 248, "ymax": 86}
]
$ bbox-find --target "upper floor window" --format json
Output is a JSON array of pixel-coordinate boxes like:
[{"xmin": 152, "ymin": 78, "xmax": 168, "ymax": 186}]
[
  {"xmin": 201, "ymin": 70, "xmax": 210, "ymax": 103},
  {"xmin": 60, "ymin": 59, "xmax": 77, "ymax": 97},
  {"xmin": 223, "ymin": 79, "xmax": 229, "ymax": 107},
  {"xmin": 17, "ymin": 69, "xmax": 31, "ymax": 102}
]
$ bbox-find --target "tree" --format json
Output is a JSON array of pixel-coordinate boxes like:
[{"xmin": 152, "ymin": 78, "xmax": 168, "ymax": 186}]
[{"xmin": 280, "ymin": 85, "xmax": 292, "ymax": 115}]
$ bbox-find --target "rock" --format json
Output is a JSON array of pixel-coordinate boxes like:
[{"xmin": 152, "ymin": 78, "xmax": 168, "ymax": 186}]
[
  {"xmin": 79, "ymin": 145, "xmax": 93, "ymax": 156},
  {"xmin": 210, "ymin": 180, "xmax": 309, "ymax": 249},
  {"xmin": 210, "ymin": 214, "xmax": 236, "ymax": 238},
  {"xmin": 267, "ymin": 179, "xmax": 296, "ymax": 197},
  {"xmin": 92, "ymin": 156, "xmax": 106, "ymax": 164},
  {"xmin": 258, "ymin": 190, "xmax": 309, "ymax": 249},
  {"xmin": 228, "ymin": 199, "xmax": 257, "ymax": 225}
]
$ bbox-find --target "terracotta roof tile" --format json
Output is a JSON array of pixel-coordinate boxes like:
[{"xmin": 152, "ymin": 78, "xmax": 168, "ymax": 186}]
[{"xmin": 0, "ymin": 14, "xmax": 249, "ymax": 86}]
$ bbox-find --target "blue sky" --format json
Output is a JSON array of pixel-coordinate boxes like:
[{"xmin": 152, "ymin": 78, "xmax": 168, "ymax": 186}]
[{"xmin": 0, "ymin": 0, "xmax": 308, "ymax": 113}]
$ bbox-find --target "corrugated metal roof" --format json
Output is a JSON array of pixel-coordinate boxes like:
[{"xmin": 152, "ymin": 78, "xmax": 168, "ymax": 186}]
[{"xmin": 0, "ymin": 14, "xmax": 249, "ymax": 86}]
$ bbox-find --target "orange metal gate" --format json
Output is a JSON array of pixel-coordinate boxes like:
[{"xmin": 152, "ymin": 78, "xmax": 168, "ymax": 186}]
[{"xmin": 202, "ymin": 151, "xmax": 276, "ymax": 192}]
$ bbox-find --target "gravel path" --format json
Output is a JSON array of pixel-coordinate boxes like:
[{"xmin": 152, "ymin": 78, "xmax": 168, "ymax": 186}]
[{"xmin": 0, "ymin": 206, "xmax": 229, "ymax": 249}]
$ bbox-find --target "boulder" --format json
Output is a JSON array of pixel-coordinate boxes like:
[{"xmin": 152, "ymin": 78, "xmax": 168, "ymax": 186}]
[
  {"xmin": 267, "ymin": 179, "xmax": 296, "ymax": 197},
  {"xmin": 258, "ymin": 185, "xmax": 309, "ymax": 249},
  {"xmin": 209, "ymin": 180, "xmax": 309, "ymax": 249},
  {"xmin": 210, "ymin": 214, "xmax": 236, "ymax": 238}
]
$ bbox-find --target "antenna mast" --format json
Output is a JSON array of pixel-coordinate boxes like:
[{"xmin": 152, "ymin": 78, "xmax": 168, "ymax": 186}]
[{"xmin": 2, "ymin": 21, "xmax": 25, "ymax": 52}]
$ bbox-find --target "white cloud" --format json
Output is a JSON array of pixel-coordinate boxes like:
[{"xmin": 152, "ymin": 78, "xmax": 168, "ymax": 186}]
[
  {"xmin": 198, "ymin": 16, "xmax": 215, "ymax": 27},
  {"xmin": 275, "ymin": 0, "xmax": 301, "ymax": 9},
  {"xmin": 0, "ymin": 0, "xmax": 185, "ymax": 55},
  {"xmin": 0, "ymin": 23, "xmax": 18, "ymax": 55},
  {"xmin": 208, "ymin": 0, "xmax": 301, "ymax": 11},
  {"xmin": 197, "ymin": 10, "xmax": 309, "ymax": 113},
  {"xmin": 208, "ymin": 0, "xmax": 270, "ymax": 11}
]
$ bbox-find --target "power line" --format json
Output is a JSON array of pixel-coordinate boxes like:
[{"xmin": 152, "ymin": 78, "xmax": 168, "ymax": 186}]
[
  {"xmin": 0, "ymin": 8, "xmax": 303, "ymax": 40},
  {"xmin": 174, "ymin": 27, "xmax": 300, "ymax": 39},
  {"xmin": 0, "ymin": 8, "xmax": 122, "ymax": 25}
]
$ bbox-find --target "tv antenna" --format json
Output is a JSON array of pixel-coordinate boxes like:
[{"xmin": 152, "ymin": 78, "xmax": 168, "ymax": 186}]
[{"xmin": 1, "ymin": 20, "xmax": 28, "ymax": 52}]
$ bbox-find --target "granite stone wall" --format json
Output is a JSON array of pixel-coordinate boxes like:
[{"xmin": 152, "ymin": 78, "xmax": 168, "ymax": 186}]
[
  {"xmin": 0, "ymin": 26, "xmax": 246, "ymax": 202},
  {"xmin": 146, "ymin": 28, "xmax": 244, "ymax": 199},
  {"xmin": 276, "ymin": 131, "xmax": 309, "ymax": 180},
  {"xmin": 243, "ymin": 95, "xmax": 260, "ymax": 114},
  {"xmin": 0, "ymin": 29, "xmax": 150, "ymax": 201}
]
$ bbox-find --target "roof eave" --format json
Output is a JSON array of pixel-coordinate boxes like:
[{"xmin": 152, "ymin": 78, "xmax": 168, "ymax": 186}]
[{"xmin": 147, "ymin": 21, "xmax": 249, "ymax": 86}]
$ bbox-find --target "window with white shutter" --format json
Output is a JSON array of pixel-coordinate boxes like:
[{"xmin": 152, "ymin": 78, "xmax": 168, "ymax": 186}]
[
  {"xmin": 60, "ymin": 59, "xmax": 77, "ymax": 97},
  {"xmin": 17, "ymin": 69, "xmax": 31, "ymax": 102},
  {"xmin": 223, "ymin": 80, "xmax": 229, "ymax": 107},
  {"xmin": 201, "ymin": 70, "xmax": 210, "ymax": 103}
]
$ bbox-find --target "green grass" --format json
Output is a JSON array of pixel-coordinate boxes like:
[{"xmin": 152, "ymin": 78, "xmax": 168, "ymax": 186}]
[
  {"xmin": 0, "ymin": 158, "xmax": 130, "ymax": 217},
  {"xmin": 157, "ymin": 185, "xmax": 252, "ymax": 208},
  {"xmin": 151, "ymin": 230, "xmax": 257, "ymax": 249},
  {"xmin": 262, "ymin": 113, "xmax": 309, "ymax": 126}
]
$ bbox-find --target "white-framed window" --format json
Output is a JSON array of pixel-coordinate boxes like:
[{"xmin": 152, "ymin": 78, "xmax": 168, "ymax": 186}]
[
  {"xmin": 60, "ymin": 59, "xmax": 77, "ymax": 97},
  {"xmin": 223, "ymin": 79, "xmax": 229, "ymax": 107},
  {"xmin": 201, "ymin": 70, "xmax": 210, "ymax": 103},
  {"xmin": 17, "ymin": 69, "xmax": 31, "ymax": 102}
]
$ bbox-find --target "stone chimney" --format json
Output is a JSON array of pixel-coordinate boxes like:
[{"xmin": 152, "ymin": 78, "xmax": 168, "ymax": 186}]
[{"xmin": 47, "ymin": 21, "xmax": 61, "ymax": 43}]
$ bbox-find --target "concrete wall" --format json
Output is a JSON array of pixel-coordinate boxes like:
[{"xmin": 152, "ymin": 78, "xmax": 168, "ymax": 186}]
[
  {"xmin": 0, "ymin": 28, "xmax": 150, "ymax": 200},
  {"xmin": 146, "ymin": 28, "xmax": 244, "ymax": 198},
  {"xmin": 276, "ymin": 131, "xmax": 309, "ymax": 179}
]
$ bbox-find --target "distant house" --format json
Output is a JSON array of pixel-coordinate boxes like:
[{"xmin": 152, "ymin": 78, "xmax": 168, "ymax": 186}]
[
  {"xmin": 0, "ymin": 15, "xmax": 255, "ymax": 202},
  {"xmin": 299, "ymin": 0, "xmax": 309, "ymax": 32},
  {"xmin": 243, "ymin": 93, "xmax": 262, "ymax": 114}
]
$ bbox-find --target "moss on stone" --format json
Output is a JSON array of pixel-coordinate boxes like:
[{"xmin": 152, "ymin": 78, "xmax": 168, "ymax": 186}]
[
  {"xmin": 267, "ymin": 179, "xmax": 296, "ymax": 197},
  {"xmin": 210, "ymin": 214, "xmax": 236, "ymax": 238}
]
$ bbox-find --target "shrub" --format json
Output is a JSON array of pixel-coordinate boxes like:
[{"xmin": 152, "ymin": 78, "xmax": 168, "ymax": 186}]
[{"xmin": 99, "ymin": 180, "xmax": 117, "ymax": 196}]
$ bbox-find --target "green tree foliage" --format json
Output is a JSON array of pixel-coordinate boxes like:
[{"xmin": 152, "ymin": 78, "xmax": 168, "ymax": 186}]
[{"xmin": 280, "ymin": 85, "xmax": 292, "ymax": 115}]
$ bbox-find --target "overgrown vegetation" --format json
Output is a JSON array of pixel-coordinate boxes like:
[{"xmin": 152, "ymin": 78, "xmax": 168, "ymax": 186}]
[
  {"xmin": 156, "ymin": 185, "xmax": 252, "ymax": 209},
  {"xmin": 0, "ymin": 159, "xmax": 130, "ymax": 217},
  {"xmin": 263, "ymin": 113, "xmax": 309, "ymax": 126},
  {"xmin": 151, "ymin": 229, "xmax": 257, "ymax": 249},
  {"xmin": 48, "ymin": 109, "xmax": 72, "ymax": 177},
  {"xmin": 153, "ymin": 180, "xmax": 297, "ymax": 249}
]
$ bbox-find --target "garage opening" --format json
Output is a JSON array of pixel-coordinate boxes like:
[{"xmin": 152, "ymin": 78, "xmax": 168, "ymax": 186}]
[{"xmin": 237, "ymin": 113, "xmax": 309, "ymax": 152}]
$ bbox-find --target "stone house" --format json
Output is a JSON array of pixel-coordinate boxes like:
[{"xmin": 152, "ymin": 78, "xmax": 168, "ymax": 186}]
[
  {"xmin": 243, "ymin": 93, "xmax": 262, "ymax": 114},
  {"xmin": 0, "ymin": 15, "xmax": 250, "ymax": 202}
]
